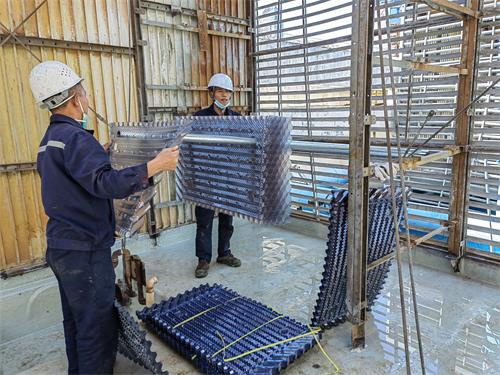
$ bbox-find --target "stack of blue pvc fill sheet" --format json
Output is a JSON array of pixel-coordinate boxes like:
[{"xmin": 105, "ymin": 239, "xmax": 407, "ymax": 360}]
[
  {"xmin": 137, "ymin": 284, "xmax": 317, "ymax": 375},
  {"xmin": 115, "ymin": 301, "xmax": 166, "ymax": 374},
  {"xmin": 311, "ymin": 187, "xmax": 405, "ymax": 329}
]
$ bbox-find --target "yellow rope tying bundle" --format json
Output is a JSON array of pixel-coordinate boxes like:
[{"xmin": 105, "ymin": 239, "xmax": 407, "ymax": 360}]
[
  {"xmin": 307, "ymin": 324, "xmax": 341, "ymax": 373},
  {"xmin": 172, "ymin": 296, "xmax": 243, "ymax": 329},
  {"xmin": 211, "ymin": 315, "xmax": 285, "ymax": 358},
  {"xmin": 223, "ymin": 328, "xmax": 322, "ymax": 362}
]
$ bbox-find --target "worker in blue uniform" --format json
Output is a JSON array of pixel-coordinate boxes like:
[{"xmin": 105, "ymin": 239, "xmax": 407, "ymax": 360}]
[
  {"xmin": 29, "ymin": 61, "xmax": 179, "ymax": 374},
  {"xmin": 193, "ymin": 73, "xmax": 242, "ymax": 278}
]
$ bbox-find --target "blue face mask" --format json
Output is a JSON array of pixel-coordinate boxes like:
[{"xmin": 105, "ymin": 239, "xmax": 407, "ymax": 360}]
[
  {"xmin": 77, "ymin": 98, "xmax": 89, "ymax": 129},
  {"xmin": 214, "ymin": 99, "xmax": 230, "ymax": 111}
]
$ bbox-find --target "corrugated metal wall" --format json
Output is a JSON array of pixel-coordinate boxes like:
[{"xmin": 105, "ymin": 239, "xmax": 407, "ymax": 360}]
[
  {"xmin": 137, "ymin": 0, "xmax": 253, "ymax": 230},
  {"xmin": 0, "ymin": 0, "xmax": 138, "ymax": 272}
]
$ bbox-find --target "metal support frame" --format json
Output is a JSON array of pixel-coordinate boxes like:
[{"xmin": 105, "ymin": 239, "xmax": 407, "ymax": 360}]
[
  {"xmin": 345, "ymin": 0, "xmax": 374, "ymax": 349},
  {"xmin": 0, "ymin": 34, "xmax": 134, "ymax": 55},
  {"xmin": 140, "ymin": 19, "xmax": 252, "ymax": 40},
  {"xmin": 138, "ymin": 0, "xmax": 250, "ymax": 26},
  {"xmin": 448, "ymin": 0, "xmax": 481, "ymax": 257}
]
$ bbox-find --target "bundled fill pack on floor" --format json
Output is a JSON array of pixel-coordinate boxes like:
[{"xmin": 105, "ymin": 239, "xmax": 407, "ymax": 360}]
[{"xmin": 137, "ymin": 284, "xmax": 317, "ymax": 375}]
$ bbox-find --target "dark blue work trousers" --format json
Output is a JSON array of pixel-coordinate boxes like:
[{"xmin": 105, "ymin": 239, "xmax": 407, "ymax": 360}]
[
  {"xmin": 46, "ymin": 248, "xmax": 117, "ymax": 374},
  {"xmin": 195, "ymin": 206, "xmax": 234, "ymax": 262}
]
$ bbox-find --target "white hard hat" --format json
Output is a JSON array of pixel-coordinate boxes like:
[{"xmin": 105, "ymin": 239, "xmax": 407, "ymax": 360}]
[
  {"xmin": 208, "ymin": 73, "xmax": 233, "ymax": 92},
  {"xmin": 29, "ymin": 61, "xmax": 83, "ymax": 109}
]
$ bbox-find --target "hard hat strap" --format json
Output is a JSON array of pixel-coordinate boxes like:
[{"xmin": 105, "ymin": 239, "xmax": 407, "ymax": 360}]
[{"xmin": 42, "ymin": 91, "xmax": 74, "ymax": 110}]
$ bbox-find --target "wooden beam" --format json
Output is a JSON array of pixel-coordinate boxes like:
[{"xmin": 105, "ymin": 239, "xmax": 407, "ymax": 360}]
[
  {"xmin": 367, "ymin": 252, "xmax": 395, "ymax": 271},
  {"xmin": 411, "ymin": 224, "xmax": 449, "ymax": 246},
  {"xmin": 197, "ymin": 10, "xmax": 209, "ymax": 52},
  {"xmin": 416, "ymin": 0, "xmax": 480, "ymax": 19},
  {"xmin": 380, "ymin": 58, "xmax": 468, "ymax": 75},
  {"xmin": 411, "ymin": 62, "xmax": 468, "ymax": 75},
  {"xmin": 346, "ymin": 0, "xmax": 374, "ymax": 350},
  {"xmin": 401, "ymin": 146, "xmax": 463, "ymax": 170},
  {"xmin": 448, "ymin": 0, "xmax": 481, "ymax": 257}
]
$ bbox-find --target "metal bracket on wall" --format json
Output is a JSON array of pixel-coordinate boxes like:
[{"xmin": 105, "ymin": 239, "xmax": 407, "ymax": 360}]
[
  {"xmin": 0, "ymin": 162, "xmax": 37, "ymax": 173},
  {"xmin": 0, "ymin": 34, "xmax": 135, "ymax": 55},
  {"xmin": 138, "ymin": 0, "xmax": 250, "ymax": 26}
]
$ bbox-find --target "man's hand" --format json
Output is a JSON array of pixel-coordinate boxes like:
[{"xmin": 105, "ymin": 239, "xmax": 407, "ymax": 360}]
[
  {"xmin": 147, "ymin": 146, "xmax": 180, "ymax": 177},
  {"xmin": 102, "ymin": 141, "xmax": 113, "ymax": 154}
]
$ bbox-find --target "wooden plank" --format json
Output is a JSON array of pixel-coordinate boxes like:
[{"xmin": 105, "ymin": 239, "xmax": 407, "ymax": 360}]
[
  {"xmin": 448, "ymin": 0, "xmax": 481, "ymax": 257},
  {"xmin": 5, "ymin": 46, "xmax": 32, "ymax": 265},
  {"xmin": 412, "ymin": 224, "xmax": 449, "ymax": 246},
  {"xmin": 16, "ymin": 41, "xmax": 45, "ymax": 260},
  {"xmin": 197, "ymin": 10, "xmax": 208, "ymax": 51},
  {"xmin": 22, "ymin": 0, "xmax": 39, "ymax": 38},
  {"xmin": 191, "ymin": 18, "xmax": 201, "ymax": 107},
  {"xmin": 416, "ymin": 0, "xmax": 479, "ymax": 18},
  {"xmin": 10, "ymin": 0, "xmax": 24, "ymax": 34},
  {"xmin": 183, "ymin": 11, "xmax": 193, "ymax": 109},
  {"xmin": 116, "ymin": 0, "xmax": 135, "ymax": 123},
  {"xmin": 0, "ymin": 47, "xmax": 21, "ymax": 267},
  {"xmin": 401, "ymin": 146, "xmax": 462, "ymax": 170}
]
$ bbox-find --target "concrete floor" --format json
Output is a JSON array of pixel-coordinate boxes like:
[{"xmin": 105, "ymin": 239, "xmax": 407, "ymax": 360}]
[{"xmin": 1, "ymin": 219, "xmax": 499, "ymax": 375}]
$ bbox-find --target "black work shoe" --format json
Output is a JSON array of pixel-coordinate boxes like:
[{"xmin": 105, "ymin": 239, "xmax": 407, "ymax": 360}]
[
  {"xmin": 216, "ymin": 254, "xmax": 241, "ymax": 267},
  {"xmin": 195, "ymin": 260, "xmax": 210, "ymax": 278}
]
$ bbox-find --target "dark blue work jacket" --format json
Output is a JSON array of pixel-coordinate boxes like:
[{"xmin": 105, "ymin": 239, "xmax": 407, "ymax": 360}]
[
  {"xmin": 194, "ymin": 103, "xmax": 241, "ymax": 117},
  {"xmin": 37, "ymin": 114, "xmax": 150, "ymax": 251}
]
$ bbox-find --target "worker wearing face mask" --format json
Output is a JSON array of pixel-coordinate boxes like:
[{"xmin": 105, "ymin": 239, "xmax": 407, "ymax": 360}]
[
  {"xmin": 192, "ymin": 73, "xmax": 242, "ymax": 278},
  {"xmin": 29, "ymin": 61, "xmax": 179, "ymax": 374}
]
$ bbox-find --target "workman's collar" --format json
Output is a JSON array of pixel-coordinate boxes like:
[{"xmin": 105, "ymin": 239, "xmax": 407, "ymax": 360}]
[
  {"xmin": 209, "ymin": 103, "xmax": 230, "ymax": 115},
  {"xmin": 50, "ymin": 114, "xmax": 94, "ymax": 135}
]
